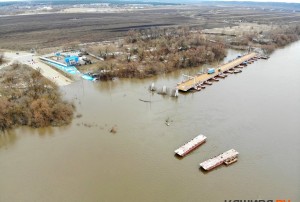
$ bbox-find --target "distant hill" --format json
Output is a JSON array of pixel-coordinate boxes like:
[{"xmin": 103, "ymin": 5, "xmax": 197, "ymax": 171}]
[
  {"xmin": 0, "ymin": 0, "xmax": 181, "ymax": 7},
  {"xmin": 201, "ymin": 1, "xmax": 300, "ymax": 10},
  {"xmin": 0, "ymin": 0, "xmax": 299, "ymax": 11}
]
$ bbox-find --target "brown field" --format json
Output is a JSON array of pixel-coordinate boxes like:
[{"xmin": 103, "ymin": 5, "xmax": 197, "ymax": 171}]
[{"xmin": 0, "ymin": 5, "xmax": 300, "ymax": 51}]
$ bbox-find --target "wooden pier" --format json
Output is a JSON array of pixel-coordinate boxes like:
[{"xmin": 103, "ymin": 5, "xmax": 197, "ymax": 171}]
[
  {"xmin": 175, "ymin": 134, "xmax": 207, "ymax": 157},
  {"xmin": 177, "ymin": 52, "xmax": 257, "ymax": 91},
  {"xmin": 199, "ymin": 149, "xmax": 239, "ymax": 171}
]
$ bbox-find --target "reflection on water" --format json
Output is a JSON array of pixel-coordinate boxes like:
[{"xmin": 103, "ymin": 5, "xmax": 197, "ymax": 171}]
[
  {"xmin": 0, "ymin": 45, "xmax": 299, "ymax": 202},
  {"xmin": 0, "ymin": 125, "xmax": 71, "ymax": 148},
  {"xmin": 0, "ymin": 130, "xmax": 17, "ymax": 148}
]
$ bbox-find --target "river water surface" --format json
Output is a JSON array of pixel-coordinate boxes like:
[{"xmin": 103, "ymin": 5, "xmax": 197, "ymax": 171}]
[{"xmin": 1, "ymin": 42, "xmax": 300, "ymax": 202}]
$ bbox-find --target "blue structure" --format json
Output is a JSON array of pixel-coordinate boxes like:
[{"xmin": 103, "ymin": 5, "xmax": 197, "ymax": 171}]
[
  {"xmin": 81, "ymin": 74, "xmax": 95, "ymax": 81},
  {"xmin": 40, "ymin": 56, "xmax": 94, "ymax": 81},
  {"xmin": 45, "ymin": 61, "xmax": 94, "ymax": 81},
  {"xmin": 207, "ymin": 68, "xmax": 215, "ymax": 74},
  {"xmin": 46, "ymin": 61, "xmax": 79, "ymax": 75},
  {"xmin": 65, "ymin": 56, "xmax": 79, "ymax": 66}
]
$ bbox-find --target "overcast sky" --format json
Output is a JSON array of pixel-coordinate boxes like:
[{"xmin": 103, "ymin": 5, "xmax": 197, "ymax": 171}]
[
  {"xmin": 220, "ymin": 0, "xmax": 300, "ymax": 2},
  {"xmin": 0, "ymin": 0, "xmax": 299, "ymax": 3}
]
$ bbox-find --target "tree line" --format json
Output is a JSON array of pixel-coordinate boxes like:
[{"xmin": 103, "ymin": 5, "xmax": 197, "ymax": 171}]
[{"xmin": 94, "ymin": 27, "xmax": 227, "ymax": 80}]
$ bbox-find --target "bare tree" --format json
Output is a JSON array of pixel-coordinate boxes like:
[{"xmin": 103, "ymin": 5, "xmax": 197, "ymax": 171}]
[{"xmin": 0, "ymin": 52, "xmax": 4, "ymax": 65}]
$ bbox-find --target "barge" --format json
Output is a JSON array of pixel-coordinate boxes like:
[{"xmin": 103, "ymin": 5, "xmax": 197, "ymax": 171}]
[
  {"xmin": 193, "ymin": 85, "xmax": 202, "ymax": 91},
  {"xmin": 261, "ymin": 56, "xmax": 270, "ymax": 60},
  {"xmin": 234, "ymin": 69, "xmax": 242, "ymax": 73},
  {"xmin": 199, "ymin": 149, "xmax": 239, "ymax": 171},
  {"xmin": 175, "ymin": 134, "xmax": 207, "ymax": 157},
  {"xmin": 204, "ymin": 81, "xmax": 213, "ymax": 85},
  {"xmin": 211, "ymin": 77, "xmax": 219, "ymax": 81},
  {"xmin": 225, "ymin": 70, "xmax": 234, "ymax": 74},
  {"xmin": 217, "ymin": 73, "xmax": 227, "ymax": 78}
]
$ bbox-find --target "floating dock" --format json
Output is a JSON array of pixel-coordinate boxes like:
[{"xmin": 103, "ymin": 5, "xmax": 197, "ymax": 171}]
[
  {"xmin": 175, "ymin": 134, "xmax": 207, "ymax": 157},
  {"xmin": 177, "ymin": 52, "xmax": 257, "ymax": 91},
  {"xmin": 199, "ymin": 149, "xmax": 239, "ymax": 171}
]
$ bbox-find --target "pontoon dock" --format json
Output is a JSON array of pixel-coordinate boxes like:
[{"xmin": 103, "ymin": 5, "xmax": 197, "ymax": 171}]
[{"xmin": 177, "ymin": 52, "xmax": 257, "ymax": 91}]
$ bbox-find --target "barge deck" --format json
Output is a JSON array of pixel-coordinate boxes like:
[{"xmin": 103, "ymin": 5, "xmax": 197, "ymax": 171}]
[
  {"xmin": 175, "ymin": 134, "xmax": 207, "ymax": 157},
  {"xmin": 199, "ymin": 149, "xmax": 239, "ymax": 171}
]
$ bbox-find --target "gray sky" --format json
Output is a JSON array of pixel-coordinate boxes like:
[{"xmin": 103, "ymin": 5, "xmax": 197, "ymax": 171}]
[
  {"xmin": 0, "ymin": 0, "xmax": 299, "ymax": 3},
  {"xmin": 221, "ymin": 0, "xmax": 300, "ymax": 3}
]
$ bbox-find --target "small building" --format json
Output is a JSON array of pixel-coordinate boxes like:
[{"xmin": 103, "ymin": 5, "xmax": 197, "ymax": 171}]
[{"xmin": 65, "ymin": 56, "xmax": 79, "ymax": 66}]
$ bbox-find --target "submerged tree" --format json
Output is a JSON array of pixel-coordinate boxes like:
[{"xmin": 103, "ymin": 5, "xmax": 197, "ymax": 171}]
[{"xmin": 0, "ymin": 64, "xmax": 75, "ymax": 131}]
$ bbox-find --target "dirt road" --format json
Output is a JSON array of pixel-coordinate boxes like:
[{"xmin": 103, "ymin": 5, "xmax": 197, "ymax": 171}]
[{"xmin": 1, "ymin": 50, "xmax": 72, "ymax": 86}]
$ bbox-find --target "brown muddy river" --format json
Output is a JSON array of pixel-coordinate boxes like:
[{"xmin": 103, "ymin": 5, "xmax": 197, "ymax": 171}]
[{"xmin": 1, "ymin": 42, "xmax": 300, "ymax": 202}]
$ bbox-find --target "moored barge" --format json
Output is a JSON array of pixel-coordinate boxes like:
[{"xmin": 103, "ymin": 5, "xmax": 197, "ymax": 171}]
[
  {"xmin": 175, "ymin": 134, "xmax": 207, "ymax": 157},
  {"xmin": 199, "ymin": 149, "xmax": 239, "ymax": 171}
]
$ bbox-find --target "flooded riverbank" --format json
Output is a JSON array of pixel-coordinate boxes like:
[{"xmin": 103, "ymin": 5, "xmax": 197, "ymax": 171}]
[{"xmin": 0, "ymin": 42, "xmax": 299, "ymax": 202}]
